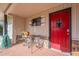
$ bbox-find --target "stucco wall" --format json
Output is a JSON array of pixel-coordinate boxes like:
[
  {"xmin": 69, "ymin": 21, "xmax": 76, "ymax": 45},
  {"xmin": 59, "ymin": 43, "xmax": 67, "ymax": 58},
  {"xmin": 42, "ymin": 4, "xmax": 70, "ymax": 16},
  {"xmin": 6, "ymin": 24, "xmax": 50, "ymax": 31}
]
[
  {"xmin": 26, "ymin": 14, "xmax": 49, "ymax": 37},
  {"xmin": 12, "ymin": 16, "xmax": 25, "ymax": 44},
  {"xmin": 76, "ymin": 4, "xmax": 79, "ymax": 40},
  {"xmin": 25, "ymin": 3, "xmax": 78, "ymax": 42}
]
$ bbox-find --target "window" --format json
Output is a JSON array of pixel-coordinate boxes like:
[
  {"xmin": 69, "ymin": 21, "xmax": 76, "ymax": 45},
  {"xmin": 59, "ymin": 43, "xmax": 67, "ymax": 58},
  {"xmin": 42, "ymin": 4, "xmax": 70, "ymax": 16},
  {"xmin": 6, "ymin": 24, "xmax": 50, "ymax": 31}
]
[
  {"xmin": 32, "ymin": 17, "xmax": 41, "ymax": 26},
  {"xmin": 56, "ymin": 19, "xmax": 62, "ymax": 28}
]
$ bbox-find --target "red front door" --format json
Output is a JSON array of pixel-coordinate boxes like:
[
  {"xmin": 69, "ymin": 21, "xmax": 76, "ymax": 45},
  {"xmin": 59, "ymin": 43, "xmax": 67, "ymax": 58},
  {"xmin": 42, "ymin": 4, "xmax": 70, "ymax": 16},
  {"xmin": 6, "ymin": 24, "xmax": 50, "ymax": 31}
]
[{"xmin": 50, "ymin": 8, "xmax": 71, "ymax": 52}]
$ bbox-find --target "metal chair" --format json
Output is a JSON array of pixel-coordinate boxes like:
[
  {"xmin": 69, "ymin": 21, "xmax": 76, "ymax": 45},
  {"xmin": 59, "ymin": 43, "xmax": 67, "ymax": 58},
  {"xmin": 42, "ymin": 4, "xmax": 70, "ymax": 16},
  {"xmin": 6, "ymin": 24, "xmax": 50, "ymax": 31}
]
[{"xmin": 34, "ymin": 37, "xmax": 44, "ymax": 48}]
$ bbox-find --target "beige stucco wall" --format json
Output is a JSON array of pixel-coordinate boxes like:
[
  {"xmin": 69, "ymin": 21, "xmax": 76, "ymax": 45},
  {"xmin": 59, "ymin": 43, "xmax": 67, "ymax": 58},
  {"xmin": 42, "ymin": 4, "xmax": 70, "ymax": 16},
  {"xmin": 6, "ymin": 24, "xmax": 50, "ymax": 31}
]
[
  {"xmin": 12, "ymin": 16, "xmax": 25, "ymax": 44},
  {"xmin": 76, "ymin": 4, "xmax": 79, "ymax": 40},
  {"xmin": 26, "ymin": 13, "xmax": 49, "ymax": 37},
  {"xmin": 25, "ymin": 3, "xmax": 79, "ymax": 46}
]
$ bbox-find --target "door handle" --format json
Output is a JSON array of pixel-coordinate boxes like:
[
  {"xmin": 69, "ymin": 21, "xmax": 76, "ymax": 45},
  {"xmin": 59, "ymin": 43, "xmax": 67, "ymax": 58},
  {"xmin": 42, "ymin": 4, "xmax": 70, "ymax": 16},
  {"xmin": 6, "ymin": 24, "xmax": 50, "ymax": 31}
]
[
  {"xmin": 67, "ymin": 29, "xmax": 69, "ymax": 35},
  {"xmin": 67, "ymin": 29, "xmax": 69, "ymax": 32}
]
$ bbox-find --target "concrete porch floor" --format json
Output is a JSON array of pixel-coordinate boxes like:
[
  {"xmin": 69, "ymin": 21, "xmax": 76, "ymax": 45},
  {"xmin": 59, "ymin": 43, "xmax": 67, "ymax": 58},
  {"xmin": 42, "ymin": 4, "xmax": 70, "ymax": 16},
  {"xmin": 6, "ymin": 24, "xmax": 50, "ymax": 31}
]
[{"xmin": 0, "ymin": 42, "xmax": 65, "ymax": 56}]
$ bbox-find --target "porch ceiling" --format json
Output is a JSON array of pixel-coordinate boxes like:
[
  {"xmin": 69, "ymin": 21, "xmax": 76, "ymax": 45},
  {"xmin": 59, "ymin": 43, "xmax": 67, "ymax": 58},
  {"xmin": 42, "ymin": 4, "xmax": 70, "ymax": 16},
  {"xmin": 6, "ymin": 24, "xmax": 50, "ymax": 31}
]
[
  {"xmin": 6, "ymin": 3, "xmax": 62, "ymax": 18},
  {"xmin": 0, "ymin": 3, "xmax": 10, "ymax": 20},
  {"xmin": 0, "ymin": 3, "xmax": 9, "ymax": 12}
]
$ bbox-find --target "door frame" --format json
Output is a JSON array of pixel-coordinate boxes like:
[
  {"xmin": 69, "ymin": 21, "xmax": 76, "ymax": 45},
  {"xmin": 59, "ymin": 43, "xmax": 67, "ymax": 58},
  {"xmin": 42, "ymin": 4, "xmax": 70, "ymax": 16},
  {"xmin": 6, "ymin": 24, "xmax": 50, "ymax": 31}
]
[{"xmin": 49, "ymin": 8, "xmax": 72, "ymax": 53}]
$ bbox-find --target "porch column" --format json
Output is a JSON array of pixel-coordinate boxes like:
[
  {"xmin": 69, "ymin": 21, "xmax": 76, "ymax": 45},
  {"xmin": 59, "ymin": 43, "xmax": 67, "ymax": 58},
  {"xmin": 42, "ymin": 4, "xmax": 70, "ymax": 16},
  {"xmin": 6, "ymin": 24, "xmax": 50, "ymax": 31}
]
[{"xmin": 4, "ymin": 15, "xmax": 7, "ymax": 35}]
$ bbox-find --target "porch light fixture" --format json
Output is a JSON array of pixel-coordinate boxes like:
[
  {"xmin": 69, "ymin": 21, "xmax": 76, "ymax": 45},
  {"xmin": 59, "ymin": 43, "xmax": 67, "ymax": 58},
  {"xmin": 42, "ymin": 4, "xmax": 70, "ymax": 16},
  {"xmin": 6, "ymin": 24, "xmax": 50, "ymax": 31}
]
[{"xmin": 29, "ymin": 21, "xmax": 32, "ymax": 25}]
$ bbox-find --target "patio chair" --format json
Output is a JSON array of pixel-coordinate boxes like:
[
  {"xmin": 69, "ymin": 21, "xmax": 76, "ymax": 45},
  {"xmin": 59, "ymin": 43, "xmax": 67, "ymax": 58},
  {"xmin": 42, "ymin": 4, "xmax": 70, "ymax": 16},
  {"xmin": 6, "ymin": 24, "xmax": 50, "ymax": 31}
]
[
  {"xmin": 34, "ymin": 37, "xmax": 44, "ymax": 48},
  {"xmin": 24, "ymin": 36, "xmax": 33, "ymax": 48}
]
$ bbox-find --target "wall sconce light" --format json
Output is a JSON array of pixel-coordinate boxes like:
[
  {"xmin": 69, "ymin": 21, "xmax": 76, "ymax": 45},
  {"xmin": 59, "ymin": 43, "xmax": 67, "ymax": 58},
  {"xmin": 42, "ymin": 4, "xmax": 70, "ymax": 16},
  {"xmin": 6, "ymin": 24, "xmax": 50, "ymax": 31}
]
[{"xmin": 29, "ymin": 21, "xmax": 32, "ymax": 25}]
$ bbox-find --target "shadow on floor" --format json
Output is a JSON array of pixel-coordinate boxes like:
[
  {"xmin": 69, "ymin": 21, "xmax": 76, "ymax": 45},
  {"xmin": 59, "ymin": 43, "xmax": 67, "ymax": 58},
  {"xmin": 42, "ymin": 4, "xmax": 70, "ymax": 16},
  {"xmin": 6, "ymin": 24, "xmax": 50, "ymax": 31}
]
[{"xmin": 12, "ymin": 40, "xmax": 24, "ymax": 46}]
